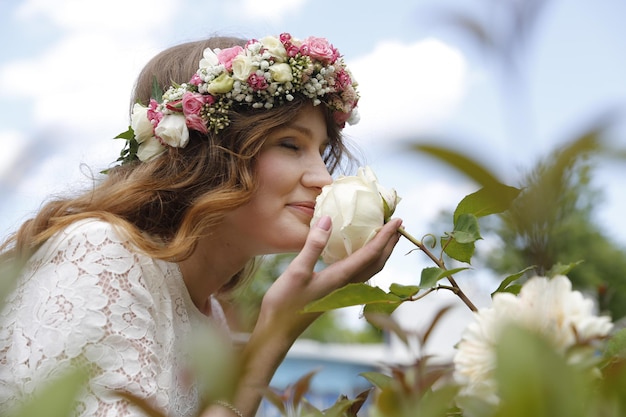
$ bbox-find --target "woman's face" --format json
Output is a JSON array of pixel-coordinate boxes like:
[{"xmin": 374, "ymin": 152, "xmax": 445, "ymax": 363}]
[{"xmin": 223, "ymin": 104, "xmax": 334, "ymax": 255}]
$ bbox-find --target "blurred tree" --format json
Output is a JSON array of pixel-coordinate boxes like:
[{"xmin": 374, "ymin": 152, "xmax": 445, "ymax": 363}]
[
  {"xmin": 414, "ymin": 0, "xmax": 626, "ymax": 320},
  {"xmin": 480, "ymin": 126, "xmax": 626, "ymax": 319}
]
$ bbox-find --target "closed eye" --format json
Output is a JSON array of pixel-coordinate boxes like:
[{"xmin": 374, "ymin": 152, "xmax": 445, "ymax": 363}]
[{"xmin": 280, "ymin": 141, "xmax": 300, "ymax": 151}]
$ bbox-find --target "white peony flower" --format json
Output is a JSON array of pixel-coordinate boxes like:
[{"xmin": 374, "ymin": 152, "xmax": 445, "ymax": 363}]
[
  {"xmin": 154, "ymin": 114, "xmax": 189, "ymax": 149},
  {"xmin": 453, "ymin": 275, "xmax": 613, "ymax": 405},
  {"xmin": 311, "ymin": 166, "xmax": 401, "ymax": 264}
]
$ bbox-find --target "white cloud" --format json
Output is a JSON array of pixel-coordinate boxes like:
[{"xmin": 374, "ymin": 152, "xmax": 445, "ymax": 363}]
[
  {"xmin": 2, "ymin": 0, "xmax": 176, "ymax": 132},
  {"xmin": 0, "ymin": 130, "xmax": 28, "ymax": 178},
  {"xmin": 232, "ymin": 0, "xmax": 309, "ymax": 22},
  {"xmin": 15, "ymin": 0, "xmax": 176, "ymax": 31},
  {"xmin": 1, "ymin": 33, "xmax": 153, "ymax": 132},
  {"xmin": 347, "ymin": 38, "xmax": 468, "ymax": 144}
]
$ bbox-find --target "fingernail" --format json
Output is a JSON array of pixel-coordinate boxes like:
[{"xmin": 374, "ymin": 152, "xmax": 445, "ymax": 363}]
[{"xmin": 317, "ymin": 215, "xmax": 332, "ymax": 231}]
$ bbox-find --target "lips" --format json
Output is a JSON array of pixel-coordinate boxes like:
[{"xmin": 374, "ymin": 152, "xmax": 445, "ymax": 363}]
[{"xmin": 287, "ymin": 201, "xmax": 316, "ymax": 217}]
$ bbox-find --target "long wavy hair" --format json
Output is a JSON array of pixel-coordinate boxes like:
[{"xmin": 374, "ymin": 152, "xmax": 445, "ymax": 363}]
[{"xmin": 0, "ymin": 36, "xmax": 354, "ymax": 290}]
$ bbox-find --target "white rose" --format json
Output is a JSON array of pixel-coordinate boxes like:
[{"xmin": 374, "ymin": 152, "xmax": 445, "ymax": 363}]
[
  {"xmin": 311, "ymin": 166, "xmax": 401, "ymax": 264},
  {"xmin": 269, "ymin": 63, "xmax": 293, "ymax": 83},
  {"xmin": 231, "ymin": 55, "xmax": 256, "ymax": 81},
  {"xmin": 360, "ymin": 166, "xmax": 400, "ymax": 220},
  {"xmin": 137, "ymin": 136, "xmax": 166, "ymax": 162},
  {"xmin": 130, "ymin": 103, "xmax": 154, "ymax": 143},
  {"xmin": 154, "ymin": 114, "xmax": 189, "ymax": 148},
  {"xmin": 260, "ymin": 36, "xmax": 288, "ymax": 62}
]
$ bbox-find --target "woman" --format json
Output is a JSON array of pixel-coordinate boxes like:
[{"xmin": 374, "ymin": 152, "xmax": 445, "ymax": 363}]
[{"xmin": 0, "ymin": 33, "xmax": 402, "ymax": 417}]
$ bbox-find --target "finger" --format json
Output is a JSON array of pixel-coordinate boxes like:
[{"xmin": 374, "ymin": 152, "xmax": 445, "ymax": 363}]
[
  {"xmin": 350, "ymin": 221, "xmax": 402, "ymax": 282},
  {"xmin": 327, "ymin": 218, "xmax": 403, "ymax": 284},
  {"xmin": 288, "ymin": 215, "xmax": 332, "ymax": 275}
]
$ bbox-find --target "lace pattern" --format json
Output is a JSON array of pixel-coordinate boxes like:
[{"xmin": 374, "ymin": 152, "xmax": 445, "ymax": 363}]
[{"xmin": 0, "ymin": 219, "xmax": 229, "ymax": 416}]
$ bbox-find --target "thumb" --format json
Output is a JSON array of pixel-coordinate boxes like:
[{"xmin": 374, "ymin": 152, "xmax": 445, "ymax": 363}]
[{"xmin": 292, "ymin": 216, "xmax": 332, "ymax": 273}]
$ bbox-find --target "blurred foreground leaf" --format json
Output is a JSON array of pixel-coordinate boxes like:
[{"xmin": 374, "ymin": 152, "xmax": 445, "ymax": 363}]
[
  {"xmin": 494, "ymin": 325, "xmax": 591, "ymax": 417},
  {"xmin": 411, "ymin": 143, "xmax": 501, "ymax": 187},
  {"xmin": 7, "ymin": 366, "xmax": 88, "ymax": 417}
]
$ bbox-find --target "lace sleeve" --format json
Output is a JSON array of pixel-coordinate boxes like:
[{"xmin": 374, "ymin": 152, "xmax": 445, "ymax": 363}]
[{"xmin": 0, "ymin": 220, "xmax": 202, "ymax": 417}]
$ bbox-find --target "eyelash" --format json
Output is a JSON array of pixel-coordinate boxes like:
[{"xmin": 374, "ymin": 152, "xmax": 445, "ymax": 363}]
[{"xmin": 280, "ymin": 141, "xmax": 300, "ymax": 151}]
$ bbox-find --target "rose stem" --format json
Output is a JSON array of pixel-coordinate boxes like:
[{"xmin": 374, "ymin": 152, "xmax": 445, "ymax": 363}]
[{"xmin": 397, "ymin": 226, "xmax": 478, "ymax": 312}]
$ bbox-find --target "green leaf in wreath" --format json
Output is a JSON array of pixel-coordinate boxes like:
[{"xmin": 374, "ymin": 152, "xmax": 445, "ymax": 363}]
[{"xmin": 114, "ymin": 126, "xmax": 135, "ymax": 140}]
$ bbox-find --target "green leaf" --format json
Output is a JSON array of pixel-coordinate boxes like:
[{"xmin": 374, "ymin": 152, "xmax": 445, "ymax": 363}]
[
  {"xmin": 389, "ymin": 283, "xmax": 420, "ymax": 298},
  {"xmin": 491, "ymin": 265, "xmax": 536, "ymax": 297},
  {"xmin": 114, "ymin": 126, "xmax": 135, "ymax": 140},
  {"xmin": 453, "ymin": 183, "xmax": 522, "ymax": 223},
  {"xmin": 302, "ymin": 283, "xmax": 401, "ymax": 313},
  {"xmin": 323, "ymin": 397, "xmax": 358, "ymax": 417},
  {"xmin": 452, "ymin": 213, "xmax": 482, "ymax": 244},
  {"xmin": 151, "ymin": 76, "xmax": 163, "ymax": 102},
  {"xmin": 419, "ymin": 267, "xmax": 469, "ymax": 289},
  {"xmin": 499, "ymin": 284, "xmax": 522, "ymax": 295},
  {"xmin": 360, "ymin": 372, "xmax": 394, "ymax": 390},
  {"xmin": 438, "ymin": 266, "xmax": 470, "ymax": 279},
  {"xmin": 411, "ymin": 143, "xmax": 501, "ymax": 187},
  {"xmin": 605, "ymin": 328, "xmax": 626, "ymax": 358},
  {"xmin": 442, "ymin": 237, "xmax": 475, "ymax": 264},
  {"xmin": 495, "ymin": 325, "xmax": 591, "ymax": 417},
  {"xmin": 420, "ymin": 267, "xmax": 444, "ymax": 289},
  {"xmin": 546, "ymin": 261, "xmax": 584, "ymax": 277},
  {"xmin": 9, "ymin": 366, "xmax": 89, "ymax": 417},
  {"xmin": 363, "ymin": 300, "xmax": 402, "ymax": 317}
]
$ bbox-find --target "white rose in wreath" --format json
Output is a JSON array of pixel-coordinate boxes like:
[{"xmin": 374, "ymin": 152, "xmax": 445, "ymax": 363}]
[
  {"xmin": 311, "ymin": 166, "xmax": 401, "ymax": 264},
  {"xmin": 155, "ymin": 114, "xmax": 190, "ymax": 149}
]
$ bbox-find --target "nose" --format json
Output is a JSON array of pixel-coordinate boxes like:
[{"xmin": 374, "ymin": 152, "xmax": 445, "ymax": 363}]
[{"xmin": 302, "ymin": 154, "xmax": 333, "ymax": 190}]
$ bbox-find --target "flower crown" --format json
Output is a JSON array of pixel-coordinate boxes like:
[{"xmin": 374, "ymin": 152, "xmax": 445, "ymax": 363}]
[{"xmin": 113, "ymin": 33, "xmax": 360, "ymax": 165}]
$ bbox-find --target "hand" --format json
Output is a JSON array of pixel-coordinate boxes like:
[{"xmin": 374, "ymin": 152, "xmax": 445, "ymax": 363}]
[{"xmin": 256, "ymin": 216, "xmax": 403, "ymax": 342}]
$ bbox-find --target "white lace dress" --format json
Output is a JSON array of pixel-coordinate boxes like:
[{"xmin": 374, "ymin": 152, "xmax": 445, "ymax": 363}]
[{"xmin": 0, "ymin": 219, "xmax": 229, "ymax": 416}]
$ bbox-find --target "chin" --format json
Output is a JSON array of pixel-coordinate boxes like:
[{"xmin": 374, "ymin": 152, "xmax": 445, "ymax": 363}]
[{"xmin": 273, "ymin": 229, "xmax": 308, "ymax": 253}]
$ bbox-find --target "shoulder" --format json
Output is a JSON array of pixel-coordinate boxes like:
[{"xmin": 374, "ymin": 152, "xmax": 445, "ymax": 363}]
[{"xmin": 35, "ymin": 218, "xmax": 136, "ymax": 263}]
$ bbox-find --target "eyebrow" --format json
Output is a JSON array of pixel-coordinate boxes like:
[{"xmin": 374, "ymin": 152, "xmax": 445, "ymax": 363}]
[{"xmin": 280, "ymin": 122, "xmax": 330, "ymax": 144}]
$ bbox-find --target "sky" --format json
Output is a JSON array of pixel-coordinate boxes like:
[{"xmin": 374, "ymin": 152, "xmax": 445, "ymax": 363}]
[{"xmin": 1, "ymin": 0, "xmax": 625, "ymax": 358}]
